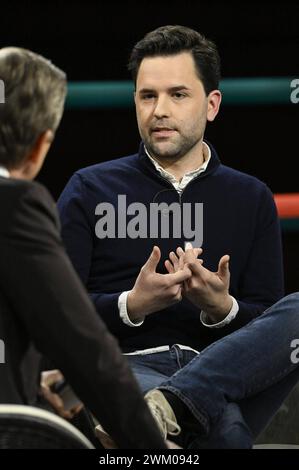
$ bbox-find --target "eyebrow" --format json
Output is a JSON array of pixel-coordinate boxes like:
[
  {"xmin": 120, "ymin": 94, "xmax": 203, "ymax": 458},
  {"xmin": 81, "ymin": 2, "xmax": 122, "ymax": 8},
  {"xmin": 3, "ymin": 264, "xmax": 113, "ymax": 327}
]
[{"xmin": 138, "ymin": 85, "xmax": 191, "ymax": 94}]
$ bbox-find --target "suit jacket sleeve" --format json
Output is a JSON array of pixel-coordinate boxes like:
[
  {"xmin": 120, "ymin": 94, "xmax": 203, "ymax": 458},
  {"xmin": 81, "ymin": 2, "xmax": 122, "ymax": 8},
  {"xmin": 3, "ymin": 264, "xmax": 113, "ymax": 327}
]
[
  {"xmin": 57, "ymin": 173, "xmax": 126, "ymax": 336},
  {"xmin": 1, "ymin": 182, "xmax": 165, "ymax": 449}
]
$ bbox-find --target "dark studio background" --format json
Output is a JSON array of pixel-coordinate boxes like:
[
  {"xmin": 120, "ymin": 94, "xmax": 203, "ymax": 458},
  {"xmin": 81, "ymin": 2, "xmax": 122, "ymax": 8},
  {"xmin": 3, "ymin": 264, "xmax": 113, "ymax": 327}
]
[{"xmin": 1, "ymin": 0, "xmax": 298, "ymax": 292}]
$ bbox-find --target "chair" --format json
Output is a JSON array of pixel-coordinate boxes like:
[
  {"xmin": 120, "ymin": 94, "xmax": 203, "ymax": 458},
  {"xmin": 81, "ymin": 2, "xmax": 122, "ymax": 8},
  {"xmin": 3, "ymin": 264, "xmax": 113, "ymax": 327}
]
[
  {"xmin": 254, "ymin": 382, "xmax": 299, "ymax": 449},
  {"xmin": 0, "ymin": 405, "xmax": 95, "ymax": 449}
]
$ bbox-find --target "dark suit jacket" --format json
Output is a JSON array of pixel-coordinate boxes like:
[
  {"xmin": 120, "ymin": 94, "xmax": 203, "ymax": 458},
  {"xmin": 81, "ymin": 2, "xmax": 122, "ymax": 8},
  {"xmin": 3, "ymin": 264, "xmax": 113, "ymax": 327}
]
[{"xmin": 0, "ymin": 176, "xmax": 164, "ymax": 449}]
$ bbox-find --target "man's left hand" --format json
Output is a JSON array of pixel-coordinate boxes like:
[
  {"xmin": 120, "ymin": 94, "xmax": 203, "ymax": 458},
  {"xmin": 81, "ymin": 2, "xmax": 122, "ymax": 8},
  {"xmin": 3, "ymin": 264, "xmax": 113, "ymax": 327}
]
[
  {"xmin": 40, "ymin": 369, "xmax": 83, "ymax": 420},
  {"xmin": 165, "ymin": 244, "xmax": 232, "ymax": 323}
]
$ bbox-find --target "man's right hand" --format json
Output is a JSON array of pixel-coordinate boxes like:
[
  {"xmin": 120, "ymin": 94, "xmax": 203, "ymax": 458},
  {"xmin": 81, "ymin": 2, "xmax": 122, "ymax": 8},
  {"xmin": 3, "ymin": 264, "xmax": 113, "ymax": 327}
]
[{"xmin": 127, "ymin": 246, "xmax": 192, "ymax": 322}]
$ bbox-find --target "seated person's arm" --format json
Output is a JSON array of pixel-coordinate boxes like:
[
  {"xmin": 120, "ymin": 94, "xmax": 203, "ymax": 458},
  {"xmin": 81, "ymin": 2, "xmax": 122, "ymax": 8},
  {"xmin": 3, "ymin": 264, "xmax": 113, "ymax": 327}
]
[{"xmin": 2, "ymin": 183, "xmax": 165, "ymax": 449}]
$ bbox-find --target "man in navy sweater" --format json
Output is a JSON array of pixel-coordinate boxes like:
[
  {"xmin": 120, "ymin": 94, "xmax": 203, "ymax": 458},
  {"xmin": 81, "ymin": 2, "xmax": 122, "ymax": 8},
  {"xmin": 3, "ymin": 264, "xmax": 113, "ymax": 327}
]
[{"xmin": 58, "ymin": 26, "xmax": 299, "ymax": 448}]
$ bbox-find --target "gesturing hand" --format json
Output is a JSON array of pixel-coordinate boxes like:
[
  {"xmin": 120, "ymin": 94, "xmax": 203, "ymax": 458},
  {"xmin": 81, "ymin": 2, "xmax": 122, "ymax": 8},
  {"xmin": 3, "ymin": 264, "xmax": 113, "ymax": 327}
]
[
  {"xmin": 127, "ymin": 246, "xmax": 192, "ymax": 321},
  {"xmin": 165, "ymin": 244, "xmax": 232, "ymax": 322}
]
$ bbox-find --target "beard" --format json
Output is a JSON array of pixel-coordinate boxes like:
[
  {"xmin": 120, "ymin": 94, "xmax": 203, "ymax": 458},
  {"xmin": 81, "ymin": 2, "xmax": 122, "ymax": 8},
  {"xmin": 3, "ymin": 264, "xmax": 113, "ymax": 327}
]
[{"xmin": 143, "ymin": 131, "xmax": 202, "ymax": 161}]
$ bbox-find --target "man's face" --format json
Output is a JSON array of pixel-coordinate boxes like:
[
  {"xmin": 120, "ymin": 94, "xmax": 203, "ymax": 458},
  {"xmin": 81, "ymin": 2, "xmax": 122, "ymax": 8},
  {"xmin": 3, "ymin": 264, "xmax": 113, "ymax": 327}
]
[{"xmin": 135, "ymin": 52, "xmax": 220, "ymax": 161}]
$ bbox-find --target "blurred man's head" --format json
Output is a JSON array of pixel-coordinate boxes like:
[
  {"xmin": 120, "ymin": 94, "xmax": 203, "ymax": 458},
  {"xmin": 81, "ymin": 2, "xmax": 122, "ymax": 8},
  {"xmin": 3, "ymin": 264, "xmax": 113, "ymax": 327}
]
[{"xmin": 0, "ymin": 47, "xmax": 66, "ymax": 179}]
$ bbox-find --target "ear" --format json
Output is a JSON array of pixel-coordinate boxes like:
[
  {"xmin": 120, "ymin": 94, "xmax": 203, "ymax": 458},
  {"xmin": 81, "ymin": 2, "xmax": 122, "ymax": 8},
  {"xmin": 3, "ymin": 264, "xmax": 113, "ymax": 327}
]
[
  {"xmin": 206, "ymin": 90, "xmax": 222, "ymax": 122},
  {"xmin": 24, "ymin": 129, "xmax": 54, "ymax": 179}
]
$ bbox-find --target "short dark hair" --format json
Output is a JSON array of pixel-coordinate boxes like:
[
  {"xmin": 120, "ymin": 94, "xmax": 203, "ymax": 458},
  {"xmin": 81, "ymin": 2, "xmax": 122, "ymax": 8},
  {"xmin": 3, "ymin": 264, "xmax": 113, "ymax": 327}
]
[
  {"xmin": 128, "ymin": 25, "xmax": 221, "ymax": 96},
  {"xmin": 0, "ymin": 47, "xmax": 67, "ymax": 169}
]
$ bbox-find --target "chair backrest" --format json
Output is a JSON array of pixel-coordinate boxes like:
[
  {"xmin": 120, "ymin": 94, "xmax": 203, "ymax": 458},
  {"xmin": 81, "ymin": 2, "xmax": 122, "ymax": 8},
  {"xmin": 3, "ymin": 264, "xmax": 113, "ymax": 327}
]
[{"xmin": 0, "ymin": 405, "xmax": 94, "ymax": 449}]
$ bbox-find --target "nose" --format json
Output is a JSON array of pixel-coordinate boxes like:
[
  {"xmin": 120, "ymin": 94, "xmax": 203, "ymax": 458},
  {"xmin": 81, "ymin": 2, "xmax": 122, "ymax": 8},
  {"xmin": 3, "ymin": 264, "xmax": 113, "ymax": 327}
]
[{"xmin": 153, "ymin": 95, "xmax": 170, "ymax": 119}]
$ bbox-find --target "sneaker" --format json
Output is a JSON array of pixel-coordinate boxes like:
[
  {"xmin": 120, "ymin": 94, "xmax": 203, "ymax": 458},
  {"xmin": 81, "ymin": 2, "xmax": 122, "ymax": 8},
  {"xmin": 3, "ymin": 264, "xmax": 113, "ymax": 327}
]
[
  {"xmin": 144, "ymin": 389, "xmax": 181, "ymax": 439},
  {"xmin": 95, "ymin": 389, "xmax": 181, "ymax": 448}
]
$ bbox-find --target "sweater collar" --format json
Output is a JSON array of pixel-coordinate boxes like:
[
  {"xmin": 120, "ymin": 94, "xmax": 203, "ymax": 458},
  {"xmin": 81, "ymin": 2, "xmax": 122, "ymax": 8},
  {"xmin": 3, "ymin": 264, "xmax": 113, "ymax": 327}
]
[{"xmin": 138, "ymin": 140, "xmax": 221, "ymax": 182}]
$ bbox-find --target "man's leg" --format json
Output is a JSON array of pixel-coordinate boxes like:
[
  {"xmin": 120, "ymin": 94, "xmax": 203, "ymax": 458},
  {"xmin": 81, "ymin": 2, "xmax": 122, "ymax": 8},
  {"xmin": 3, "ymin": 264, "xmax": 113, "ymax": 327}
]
[
  {"xmin": 125, "ymin": 353, "xmax": 170, "ymax": 394},
  {"xmin": 157, "ymin": 293, "xmax": 299, "ymax": 447},
  {"xmin": 125, "ymin": 348, "xmax": 197, "ymax": 393},
  {"xmin": 126, "ymin": 348, "xmax": 199, "ymax": 443}
]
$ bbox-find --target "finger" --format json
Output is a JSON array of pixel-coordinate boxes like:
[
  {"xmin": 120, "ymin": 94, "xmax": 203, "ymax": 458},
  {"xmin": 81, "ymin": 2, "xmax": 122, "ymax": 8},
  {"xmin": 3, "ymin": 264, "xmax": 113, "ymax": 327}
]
[
  {"xmin": 175, "ymin": 246, "xmax": 185, "ymax": 268},
  {"xmin": 143, "ymin": 246, "xmax": 161, "ymax": 272},
  {"xmin": 176, "ymin": 246, "xmax": 184, "ymax": 257},
  {"xmin": 169, "ymin": 251, "xmax": 180, "ymax": 271},
  {"xmin": 184, "ymin": 248, "xmax": 199, "ymax": 264},
  {"xmin": 71, "ymin": 403, "xmax": 84, "ymax": 414},
  {"xmin": 193, "ymin": 247, "xmax": 202, "ymax": 258},
  {"xmin": 178, "ymin": 250, "xmax": 184, "ymax": 270},
  {"xmin": 218, "ymin": 255, "xmax": 230, "ymax": 279},
  {"xmin": 41, "ymin": 369, "xmax": 63, "ymax": 388},
  {"xmin": 57, "ymin": 408, "xmax": 74, "ymax": 420},
  {"xmin": 167, "ymin": 266, "xmax": 192, "ymax": 284},
  {"xmin": 69, "ymin": 403, "xmax": 84, "ymax": 418},
  {"xmin": 41, "ymin": 385, "xmax": 65, "ymax": 412},
  {"xmin": 184, "ymin": 243, "xmax": 204, "ymax": 265},
  {"xmin": 184, "ymin": 241, "xmax": 194, "ymax": 251},
  {"xmin": 187, "ymin": 258, "xmax": 207, "ymax": 277},
  {"xmin": 185, "ymin": 245, "xmax": 203, "ymax": 257},
  {"xmin": 165, "ymin": 259, "xmax": 174, "ymax": 274},
  {"xmin": 42, "ymin": 387, "xmax": 73, "ymax": 420},
  {"xmin": 177, "ymin": 246, "xmax": 202, "ymax": 265}
]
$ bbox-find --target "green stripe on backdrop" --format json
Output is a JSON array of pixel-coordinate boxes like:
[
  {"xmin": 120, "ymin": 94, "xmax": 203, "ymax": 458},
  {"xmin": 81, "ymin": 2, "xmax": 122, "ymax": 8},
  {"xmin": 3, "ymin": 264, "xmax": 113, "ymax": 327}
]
[
  {"xmin": 281, "ymin": 219, "xmax": 299, "ymax": 232},
  {"xmin": 66, "ymin": 78, "xmax": 296, "ymax": 108}
]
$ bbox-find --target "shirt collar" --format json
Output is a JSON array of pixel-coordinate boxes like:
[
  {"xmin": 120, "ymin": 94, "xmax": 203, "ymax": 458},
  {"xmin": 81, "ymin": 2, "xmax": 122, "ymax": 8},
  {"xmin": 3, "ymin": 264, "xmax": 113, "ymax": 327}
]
[
  {"xmin": 145, "ymin": 141, "xmax": 211, "ymax": 183},
  {"xmin": 0, "ymin": 165, "xmax": 10, "ymax": 178}
]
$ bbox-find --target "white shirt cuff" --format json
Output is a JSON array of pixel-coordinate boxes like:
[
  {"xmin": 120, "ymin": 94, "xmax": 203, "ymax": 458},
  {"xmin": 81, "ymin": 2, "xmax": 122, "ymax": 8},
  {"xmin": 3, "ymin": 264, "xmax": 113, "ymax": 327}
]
[
  {"xmin": 200, "ymin": 296, "xmax": 239, "ymax": 329},
  {"xmin": 118, "ymin": 291, "xmax": 144, "ymax": 327}
]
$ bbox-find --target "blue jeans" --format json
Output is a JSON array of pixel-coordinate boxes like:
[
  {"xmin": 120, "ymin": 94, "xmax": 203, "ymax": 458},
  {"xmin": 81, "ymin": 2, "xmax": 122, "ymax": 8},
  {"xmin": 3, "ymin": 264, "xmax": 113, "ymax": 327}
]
[{"xmin": 126, "ymin": 293, "xmax": 299, "ymax": 448}]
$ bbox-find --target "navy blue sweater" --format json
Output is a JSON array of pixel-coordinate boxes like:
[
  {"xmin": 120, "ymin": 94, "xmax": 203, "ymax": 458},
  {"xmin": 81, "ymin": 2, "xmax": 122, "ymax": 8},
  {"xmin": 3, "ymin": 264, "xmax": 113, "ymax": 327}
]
[{"xmin": 57, "ymin": 143, "xmax": 284, "ymax": 352}]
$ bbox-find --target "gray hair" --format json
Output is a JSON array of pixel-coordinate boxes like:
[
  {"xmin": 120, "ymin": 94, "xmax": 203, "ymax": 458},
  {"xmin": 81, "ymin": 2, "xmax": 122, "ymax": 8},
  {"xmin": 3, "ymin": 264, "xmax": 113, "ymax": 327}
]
[{"xmin": 0, "ymin": 47, "xmax": 67, "ymax": 169}]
